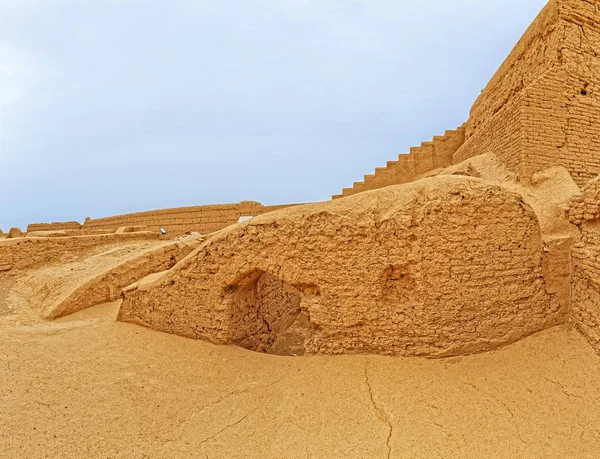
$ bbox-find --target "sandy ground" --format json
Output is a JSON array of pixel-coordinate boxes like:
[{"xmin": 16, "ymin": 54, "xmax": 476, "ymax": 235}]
[{"xmin": 0, "ymin": 300, "xmax": 599, "ymax": 458}]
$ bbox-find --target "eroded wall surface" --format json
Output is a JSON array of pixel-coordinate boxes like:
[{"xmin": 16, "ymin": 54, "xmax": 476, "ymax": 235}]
[
  {"xmin": 119, "ymin": 176, "xmax": 563, "ymax": 358},
  {"xmin": 569, "ymin": 178, "xmax": 600, "ymax": 353},
  {"xmin": 455, "ymin": 0, "xmax": 600, "ymax": 186},
  {"xmin": 0, "ymin": 232, "xmax": 161, "ymax": 273}
]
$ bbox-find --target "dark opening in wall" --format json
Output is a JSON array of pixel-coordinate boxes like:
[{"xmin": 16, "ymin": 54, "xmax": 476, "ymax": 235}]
[{"xmin": 581, "ymin": 89, "xmax": 588, "ymax": 96}]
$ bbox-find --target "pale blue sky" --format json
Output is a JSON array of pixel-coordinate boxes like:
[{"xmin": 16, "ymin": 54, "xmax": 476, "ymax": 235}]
[{"xmin": 0, "ymin": 0, "xmax": 547, "ymax": 230}]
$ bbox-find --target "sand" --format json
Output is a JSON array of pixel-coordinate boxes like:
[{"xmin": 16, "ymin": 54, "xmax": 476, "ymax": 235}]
[{"xmin": 0, "ymin": 301, "xmax": 599, "ymax": 458}]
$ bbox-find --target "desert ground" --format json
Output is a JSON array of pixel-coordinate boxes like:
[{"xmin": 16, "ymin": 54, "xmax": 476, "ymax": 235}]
[{"xmin": 1, "ymin": 300, "xmax": 600, "ymax": 458}]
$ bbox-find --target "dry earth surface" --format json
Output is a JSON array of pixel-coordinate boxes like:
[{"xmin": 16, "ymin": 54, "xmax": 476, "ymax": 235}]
[{"xmin": 1, "ymin": 301, "xmax": 600, "ymax": 459}]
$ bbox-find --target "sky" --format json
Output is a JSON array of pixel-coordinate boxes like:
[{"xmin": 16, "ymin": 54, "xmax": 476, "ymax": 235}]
[{"xmin": 0, "ymin": 0, "xmax": 548, "ymax": 230}]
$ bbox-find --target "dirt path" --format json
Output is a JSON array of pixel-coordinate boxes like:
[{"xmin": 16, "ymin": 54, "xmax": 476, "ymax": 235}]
[{"xmin": 0, "ymin": 301, "xmax": 599, "ymax": 458}]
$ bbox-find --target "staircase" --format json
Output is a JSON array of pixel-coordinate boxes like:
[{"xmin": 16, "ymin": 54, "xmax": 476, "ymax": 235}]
[{"xmin": 332, "ymin": 125, "xmax": 466, "ymax": 199}]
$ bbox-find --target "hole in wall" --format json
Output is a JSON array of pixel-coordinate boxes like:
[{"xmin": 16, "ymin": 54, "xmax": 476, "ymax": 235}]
[
  {"xmin": 223, "ymin": 269, "xmax": 318, "ymax": 355},
  {"xmin": 581, "ymin": 89, "xmax": 588, "ymax": 96}
]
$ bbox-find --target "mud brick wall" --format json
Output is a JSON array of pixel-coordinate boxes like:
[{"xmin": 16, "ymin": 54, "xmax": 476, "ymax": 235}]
[
  {"xmin": 569, "ymin": 178, "xmax": 600, "ymax": 353},
  {"xmin": 82, "ymin": 202, "xmax": 295, "ymax": 236},
  {"xmin": 454, "ymin": 0, "xmax": 562, "ymax": 178},
  {"xmin": 336, "ymin": 127, "xmax": 465, "ymax": 199},
  {"xmin": 27, "ymin": 221, "xmax": 83, "ymax": 232},
  {"xmin": 455, "ymin": 0, "xmax": 600, "ymax": 186},
  {"xmin": 120, "ymin": 177, "xmax": 564, "ymax": 358}
]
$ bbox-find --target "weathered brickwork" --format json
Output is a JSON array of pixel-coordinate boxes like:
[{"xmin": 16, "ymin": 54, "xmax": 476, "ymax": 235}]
[
  {"xmin": 27, "ymin": 221, "xmax": 82, "ymax": 232},
  {"xmin": 457, "ymin": 0, "xmax": 600, "ymax": 186},
  {"xmin": 453, "ymin": 95, "xmax": 524, "ymax": 174},
  {"xmin": 568, "ymin": 178, "xmax": 600, "ymax": 353},
  {"xmin": 339, "ymin": 0, "xmax": 600, "ymax": 193},
  {"xmin": 120, "ymin": 176, "xmax": 563, "ymax": 358},
  {"xmin": 82, "ymin": 201, "xmax": 294, "ymax": 236}
]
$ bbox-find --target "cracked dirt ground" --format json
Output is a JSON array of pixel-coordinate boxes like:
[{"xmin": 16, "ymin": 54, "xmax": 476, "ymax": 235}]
[{"xmin": 1, "ymin": 302, "xmax": 600, "ymax": 458}]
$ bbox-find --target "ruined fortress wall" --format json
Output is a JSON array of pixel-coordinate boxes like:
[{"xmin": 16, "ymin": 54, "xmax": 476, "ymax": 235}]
[
  {"xmin": 569, "ymin": 179, "xmax": 600, "ymax": 353},
  {"xmin": 558, "ymin": 0, "xmax": 600, "ymax": 184},
  {"xmin": 27, "ymin": 221, "xmax": 83, "ymax": 232},
  {"xmin": 455, "ymin": 0, "xmax": 600, "ymax": 186},
  {"xmin": 520, "ymin": 0, "xmax": 600, "ymax": 184},
  {"xmin": 453, "ymin": 0, "xmax": 563, "ymax": 176},
  {"xmin": 83, "ymin": 202, "xmax": 295, "ymax": 236},
  {"xmin": 336, "ymin": 0, "xmax": 600, "ymax": 198},
  {"xmin": 120, "ymin": 177, "xmax": 564, "ymax": 357},
  {"xmin": 0, "ymin": 232, "xmax": 161, "ymax": 273}
]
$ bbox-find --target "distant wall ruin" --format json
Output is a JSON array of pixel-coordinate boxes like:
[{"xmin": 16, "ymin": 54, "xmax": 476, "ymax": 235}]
[
  {"xmin": 27, "ymin": 221, "xmax": 83, "ymax": 232},
  {"xmin": 25, "ymin": 201, "xmax": 297, "ymax": 238}
]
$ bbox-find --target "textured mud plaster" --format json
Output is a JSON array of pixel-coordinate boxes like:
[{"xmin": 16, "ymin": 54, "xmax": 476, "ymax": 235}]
[
  {"xmin": 569, "ymin": 178, "xmax": 600, "ymax": 353},
  {"xmin": 119, "ymin": 176, "xmax": 562, "ymax": 357}
]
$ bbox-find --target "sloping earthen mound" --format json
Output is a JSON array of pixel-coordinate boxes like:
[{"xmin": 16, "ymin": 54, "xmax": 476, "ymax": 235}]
[
  {"xmin": 0, "ymin": 237, "xmax": 201, "ymax": 321},
  {"xmin": 119, "ymin": 175, "xmax": 563, "ymax": 357}
]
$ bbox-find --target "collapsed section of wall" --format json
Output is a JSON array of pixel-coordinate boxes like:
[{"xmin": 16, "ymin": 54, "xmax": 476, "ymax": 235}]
[
  {"xmin": 46, "ymin": 238, "xmax": 200, "ymax": 319},
  {"xmin": 83, "ymin": 201, "xmax": 296, "ymax": 236},
  {"xmin": 0, "ymin": 232, "xmax": 161, "ymax": 273},
  {"xmin": 119, "ymin": 176, "xmax": 562, "ymax": 358}
]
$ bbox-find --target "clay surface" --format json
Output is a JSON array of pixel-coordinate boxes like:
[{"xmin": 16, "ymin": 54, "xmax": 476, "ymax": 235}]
[
  {"xmin": 0, "ymin": 231, "xmax": 161, "ymax": 273},
  {"xmin": 1, "ymin": 303, "xmax": 600, "ymax": 458}
]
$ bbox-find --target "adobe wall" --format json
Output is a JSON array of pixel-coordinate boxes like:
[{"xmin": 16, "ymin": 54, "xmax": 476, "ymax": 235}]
[
  {"xmin": 569, "ymin": 178, "xmax": 600, "ymax": 353},
  {"xmin": 119, "ymin": 176, "xmax": 565, "ymax": 358},
  {"xmin": 336, "ymin": 127, "xmax": 465, "ymax": 199},
  {"xmin": 0, "ymin": 232, "xmax": 161, "ymax": 273},
  {"xmin": 453, "ymin": 1, "xmax": 561, "ymax": 173},
  {"xmin": 27, "ymin": 221, "xmax": 82, "ymax": 232},
  {"xmin": 82, "ymin": 201, "xmax": 296, "ymax": 236},
  {"xmin": 455, "ymin": 0, "xmax": 600, "ymax": 186}
]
